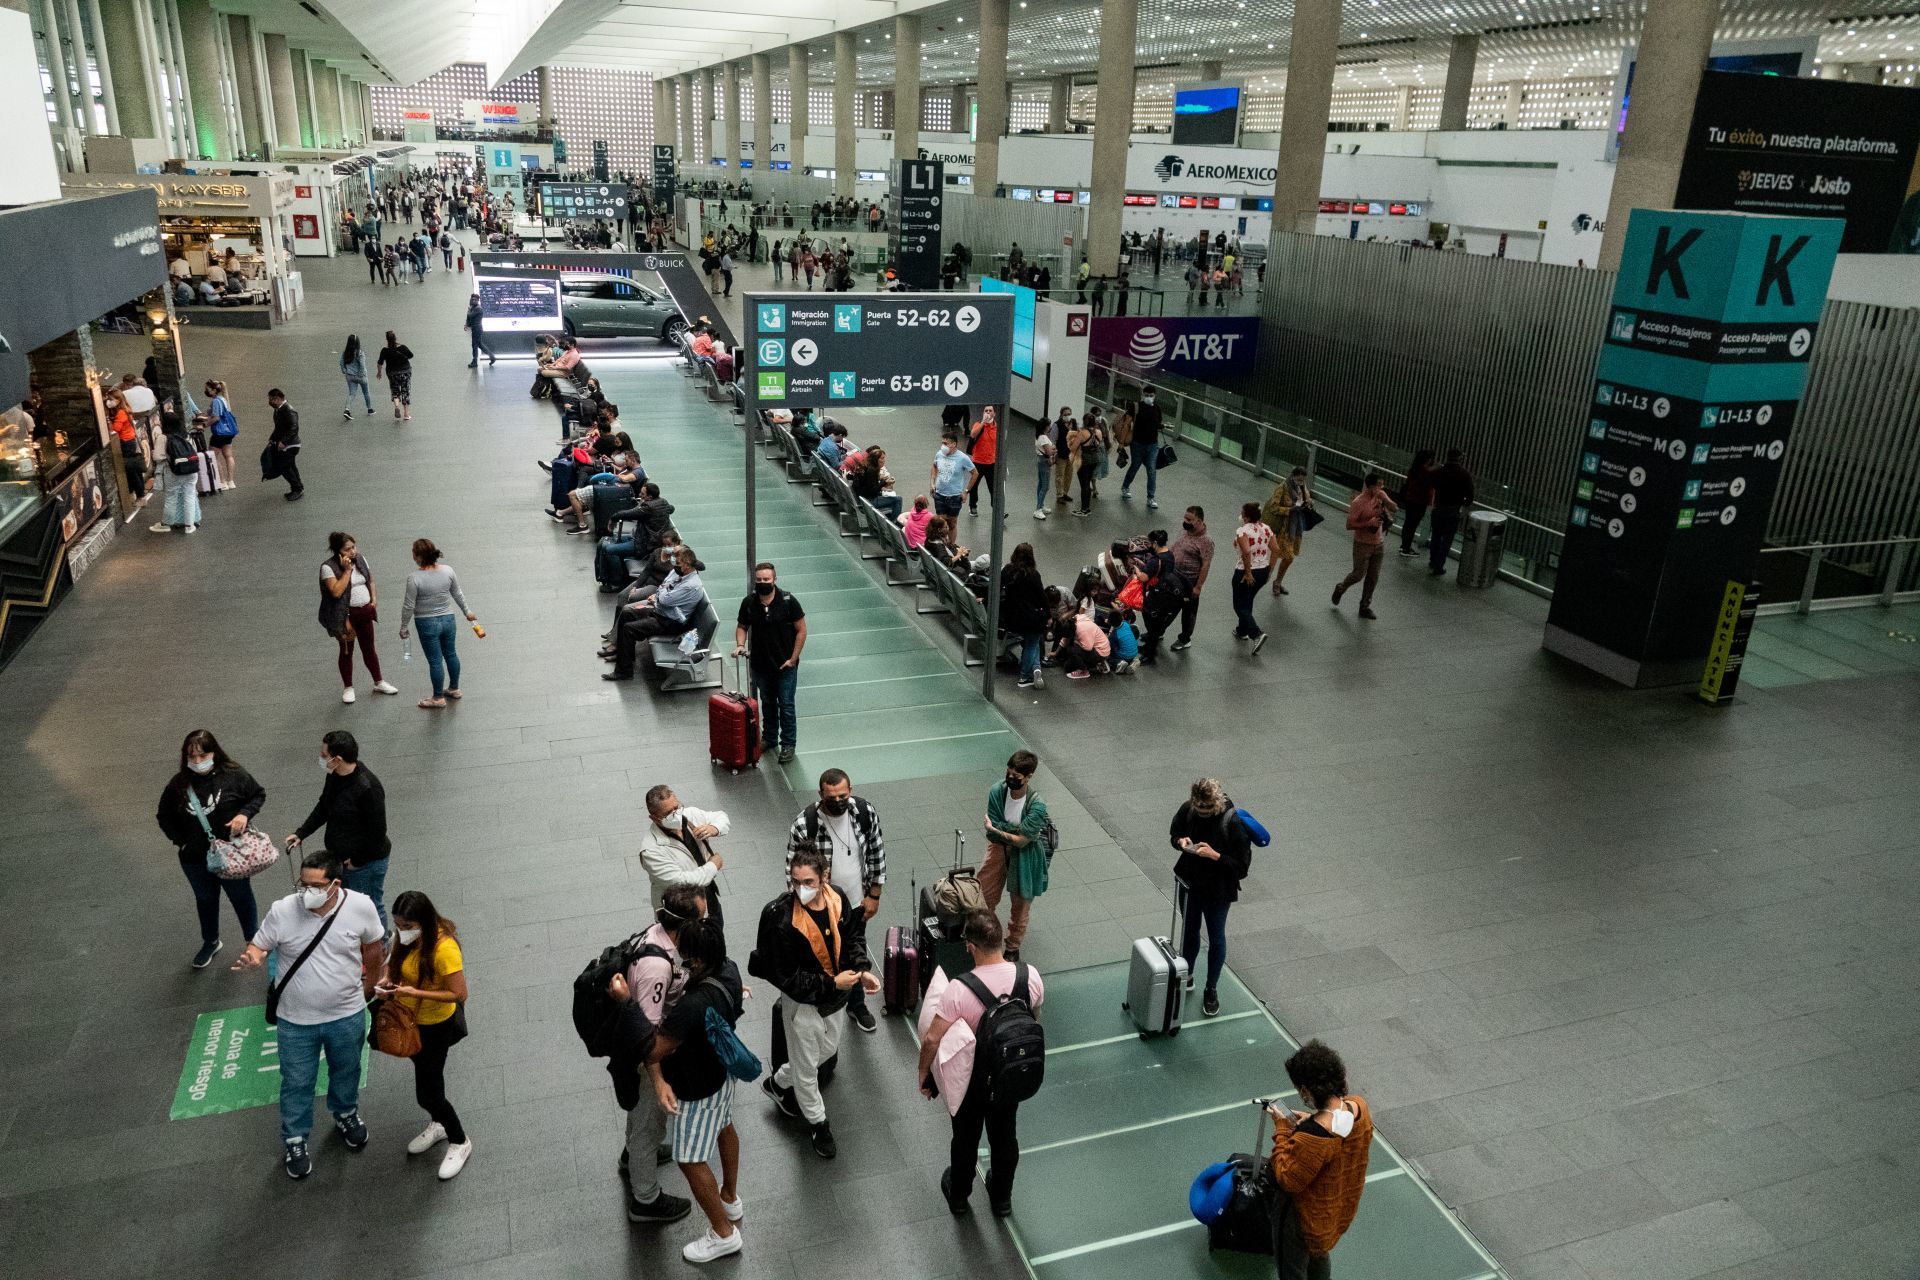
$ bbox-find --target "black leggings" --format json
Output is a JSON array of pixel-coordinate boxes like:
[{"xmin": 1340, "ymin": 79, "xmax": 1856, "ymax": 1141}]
[
  {"xmin": 1078, "ymin": 464, "xmax": 1097, "ymax": 512},
  {"xmin": 411, "ymin": 1014, "xmax": 468, "ymax": 1142}
]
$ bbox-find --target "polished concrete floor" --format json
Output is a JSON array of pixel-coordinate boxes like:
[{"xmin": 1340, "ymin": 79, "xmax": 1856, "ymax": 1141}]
[{"xmin": 1, "ymin": 240, "xmax": 1917, "ymax": 1280}]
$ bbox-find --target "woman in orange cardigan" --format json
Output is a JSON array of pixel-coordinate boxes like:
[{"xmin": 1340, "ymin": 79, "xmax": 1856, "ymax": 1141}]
[{"xmin": 1269, "ymin": 1040, "xmax": 1374, "ymax": 1279}]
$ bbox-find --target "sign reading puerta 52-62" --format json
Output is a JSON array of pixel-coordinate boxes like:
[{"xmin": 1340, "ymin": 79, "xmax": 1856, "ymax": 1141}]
[
  {"xmin": 745, "ymin": 293, "xmax": 1013, "ymax": 409},
  {"xmin": 1543, "ymin": 209, "xmax": 1843, "ymax": 688}
]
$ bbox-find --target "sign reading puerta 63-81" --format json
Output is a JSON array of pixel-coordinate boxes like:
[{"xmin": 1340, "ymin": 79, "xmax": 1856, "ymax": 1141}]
[
  {"xmin": 745, "ymin": 293, "xmax": 1013, "ymax": 408},
  {"xmin": 1543, "ymin": 209, "xmax": 1842, "ymax": 688}
]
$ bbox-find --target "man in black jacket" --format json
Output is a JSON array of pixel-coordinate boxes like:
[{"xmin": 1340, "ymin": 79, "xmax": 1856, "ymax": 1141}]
[
  {"xmin": 267, "ymin": 389, "xmax": 303, "ymax": 500},
  {"xmin": 1121, "ymin": 386, "xmax": 1164, "ymax": 510},
  {"xmin": 749, "ymin": 848, "xmax": 877, "ymax": 1159},
  {"xmin": 286, "ymin": 731, "xmax": 392, "ymax": 933},
  {"xmin": 1426, "ymin": 449, "xmax": 1477, "ymax": 578}
]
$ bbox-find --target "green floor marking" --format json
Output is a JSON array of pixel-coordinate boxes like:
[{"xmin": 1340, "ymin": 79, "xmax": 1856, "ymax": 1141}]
[{"xmin": 170, "ymin": 1004, "xmax": 369, "ymax": 1120}]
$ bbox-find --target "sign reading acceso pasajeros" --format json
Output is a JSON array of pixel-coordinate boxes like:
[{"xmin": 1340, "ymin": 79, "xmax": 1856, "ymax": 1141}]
[
  {"xmin": 745, "ymin": 293, "xmax": 1013, "ymax": 409},
  {"xmin": 1674, "ymin": 71, "xmax": 1920, "ymax": 253}
]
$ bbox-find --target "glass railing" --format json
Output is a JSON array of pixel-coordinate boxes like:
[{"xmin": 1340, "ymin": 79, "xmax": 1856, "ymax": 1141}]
[
  {"xmin": 1085, "ymin": 356, "xmax": 1566, "ymax": 596},
  {"xmin": 1754, "ymin": 538, "xmax": 1920, "ymax": 614}
]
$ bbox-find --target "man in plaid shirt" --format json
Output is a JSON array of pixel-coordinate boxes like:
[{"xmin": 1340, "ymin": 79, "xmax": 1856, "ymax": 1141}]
[{"xmin": 784, "ymin": 768, "xmax": 886, "ymax": 1033}]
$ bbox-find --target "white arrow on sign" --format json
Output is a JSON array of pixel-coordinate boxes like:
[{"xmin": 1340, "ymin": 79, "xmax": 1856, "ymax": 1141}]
[
  {"xmin": 955, "ymin": 306, "xmax": 981, "ymax": 333},
  {"xmin": 944, "ymin": 370, "xmax": 969, "ymax": 396},
  {"xmin": 792, "ymin": 339, "xmax": 819, "ymax": 366}
]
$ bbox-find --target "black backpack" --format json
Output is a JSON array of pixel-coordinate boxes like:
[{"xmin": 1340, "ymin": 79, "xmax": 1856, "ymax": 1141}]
[
  {"xmin": 166, "ymin": 433, "xmax": 199, "ymax": 476},
  {"xmin": 957, "ymin": 965, "xmax": 1045, "ymax": 1105},
  {"xmin": 572, "ymin": 933, "xmax": 670, "ymax": 1059}
]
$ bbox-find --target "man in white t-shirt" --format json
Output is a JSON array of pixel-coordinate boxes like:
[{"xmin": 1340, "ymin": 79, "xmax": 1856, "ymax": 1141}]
[
  {"xmin": 230, "ymin": 849, "xmax": 386, "ymax": 1180},
  {"xmin": 917, "ymin": 909, "xmax": 1045, "ymax": 1217},
  {"xmin": 782, "ymin": 768, "xmax": 886, "ymax": 1033}
]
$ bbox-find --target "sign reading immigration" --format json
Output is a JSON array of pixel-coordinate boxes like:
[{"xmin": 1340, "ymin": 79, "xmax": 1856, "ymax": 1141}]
[{"xmin": 744, "ymin": 293, "xmax": 1013, "ymax": 409}]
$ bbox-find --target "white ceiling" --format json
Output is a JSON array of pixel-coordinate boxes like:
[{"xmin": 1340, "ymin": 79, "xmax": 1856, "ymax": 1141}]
[{"xmin": 217, "ymin": 0, "xmax": 1920, "ymax": 92}]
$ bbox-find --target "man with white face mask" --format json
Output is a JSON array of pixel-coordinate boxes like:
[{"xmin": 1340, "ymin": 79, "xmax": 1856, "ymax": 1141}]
[
  {"xmin": 637, "ymin": 784, "xmax": 731, "ymax": 927},
  {"xmin": 748, "ymin": 848, "xmax": 878, "ymax": 1159},
  {"xmin": 231, "ymin": 849, "xmax": 386, "ymax": 1180}
]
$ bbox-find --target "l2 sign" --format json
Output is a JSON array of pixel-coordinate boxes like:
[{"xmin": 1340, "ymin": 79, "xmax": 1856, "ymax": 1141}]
[{"xmin": 1088, "ymin": 316, "xmax": 1259, "ymax": 379}]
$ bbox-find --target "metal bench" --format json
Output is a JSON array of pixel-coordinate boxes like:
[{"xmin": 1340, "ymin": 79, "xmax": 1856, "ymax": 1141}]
[
  {"xmin": 812, "ymin": 457, "xmax": 864, "ymax": 538},
  {"xmin": 917, "ymin": 550, "xmax": 989, "ymax": 666},
  {"xmin": 857, "ymin": 498, "xmax": 917, "ymax": 579},
  {"xmin": 647, "ymin": 593, "xmax": 722, "ymax": 691}
]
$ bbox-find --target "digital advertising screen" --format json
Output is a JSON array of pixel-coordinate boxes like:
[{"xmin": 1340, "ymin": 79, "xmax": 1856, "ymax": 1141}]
[
  {"xmin": 475, "ymin": 276, "xmax": 561, "ymax": 332},
  {"xmin": 980, "ymin": 277, "xmax": 1036, "ymax": 380},
  {"xmin": 1172, "ymin": 84, "xmax": 1244, "ymax": 146},
  {"xmin": 472, "ymin": 250, "xmax": 735, "ymax": 351}
]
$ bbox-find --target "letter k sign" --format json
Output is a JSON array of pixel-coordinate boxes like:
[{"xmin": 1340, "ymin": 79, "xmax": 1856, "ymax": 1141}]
[
  {"xmin": 1755, "ymin": 234, "xmax": 1808, "ymax": 307},
  {"xmin": 1645, "ymin": 225, "xmax": 1702, "ymax": 300}
]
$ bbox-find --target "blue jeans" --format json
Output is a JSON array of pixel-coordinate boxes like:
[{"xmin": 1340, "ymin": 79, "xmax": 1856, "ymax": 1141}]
[
  {"xmin": 1123, "ymin": 445, "xmax": 1160, "ymax": 501},
  {"xmin": 870, "ymin": 492, "xmax": 903, "ymax": 520},
  {"xmin": 1035, "ymin": 456, "xmax": 1052, "ymax": 511},
  {"xmin": 342, "ymin": 857, "xmax": 390, "ymax": 936},
  {"xmin": 751, "ymin": 664, "xmax": 799, "ymax": 751},
  {"xmin": 1019, "ymin": 631, "xmax": 1044, "ymax": 682},
  {"xmin": 343, "ymin": 377, "xmax": 372, "ymax": 413},
  {"xmin": 277, "ymin": 1010, "xmax": 367, "ymax": 1143},
  {"xmin": 1178, "ymin": 884, "xmax": 1232, "ymax": 994},
  {"xmin": 178, "ymin": 849, "xmax": 258, "ymax": 945},
  {"xmin": 1429, "ymin": 507, "xmax": 1464, "ymax": 574},
  {"xmin": 468, "ymin": 328, "xmax": 494, "ymax": 362},
  {"xmin": 415, "ymin": 613, "xmax": 461, "ymax": 697},
  {"xmin": 597, "ymin": 535, "xmax": 637, "ymax": 585}
]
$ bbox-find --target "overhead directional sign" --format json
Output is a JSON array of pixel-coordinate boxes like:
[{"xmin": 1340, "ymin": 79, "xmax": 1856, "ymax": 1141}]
[
  {"xmin": 745, "ymin": 292, "xmax": 1013, "ymax": 408},
  {"xmin": 652, "ymin": 143, "xmax": 676, "ymax": 210},
  {"xmin": 540, "ymin": 181, "xmax": 627, "ymax": 221}
]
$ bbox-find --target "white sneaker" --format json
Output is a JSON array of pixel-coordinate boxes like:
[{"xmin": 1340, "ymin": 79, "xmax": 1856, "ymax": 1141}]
[
  {"xmin": 407, "ymin": 1121, "xmax": 447, "ymax": 1155},
  {"xmin": 720, "ymin": 1193, "xmax": 744, "ymax": 1223},
  {"xmin": 683, "ymin": 1228, "xmax": 743, "ymax": 1263},
  {"xmin": 372, "ymin": 681, "xmax": 400, "ymax": 695},
  {"xmin": 1033, "ymin": 508, "xmax": 1048, "ymax": 520},
  {"xmin": 184, "ymin": 524, "xmax": 197, "ymax": 533},
  {"xmin": 436, "ymin": 1138, "xmax": 474, "ymax": 1180},
  {"xmin": 148, "ymin": 522, "xmax": 170, "ymax": 533},
  {"xmin": 342, "ymin": 687, "xmax": 356, "ymax": 704}
]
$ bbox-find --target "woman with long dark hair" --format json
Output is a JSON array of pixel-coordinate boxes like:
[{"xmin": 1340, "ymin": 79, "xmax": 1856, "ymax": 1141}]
[
  {"xmin": 203, "ymin": 379, "xmax": 239, "ymax": 490},
  {"xmin": 319, "ymin": 532, "xmax": 398, "ymax": 704},
  {"xmin": 399, "ymin": 538, "xmax": 476, "ymax": 709},
  {"xmin": 378, "ymin": 890, "xmax": 473, "ymax": 1180},
  {"xmin": 376, "ymin": 329, "xmax": 415, "ymax": 421},
  {"xmin": 1000, "ymin": 542, "xmax": 1050, "ymax": 691},
  {"xmin": 340, "ymin": 335, "xmax": 372, "ymax": 420},
  {"xmin": 1169, "ymin": 777, "xmax": 1253, "ymax": 1019},
  {"xmin": 154, "ymin": 729, "xmax": 266, "ymax": 969}
]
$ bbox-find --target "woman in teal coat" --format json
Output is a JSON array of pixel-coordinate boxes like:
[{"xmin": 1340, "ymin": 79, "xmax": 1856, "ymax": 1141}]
[{"xmin": 981, "ymin": 750, "xmax": 1050, "ymax": 960}]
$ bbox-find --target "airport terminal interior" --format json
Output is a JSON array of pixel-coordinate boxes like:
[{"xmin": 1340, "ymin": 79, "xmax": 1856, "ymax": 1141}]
[{"xmin": 3, "ymin": 1, "xmax": 1919, "ymax": 1278}]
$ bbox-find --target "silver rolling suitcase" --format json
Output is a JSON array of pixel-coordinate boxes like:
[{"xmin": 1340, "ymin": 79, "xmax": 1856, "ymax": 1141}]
[{"xmin": 1122, "ymin": 890, "xmax": 1188, "ymax": 1036}]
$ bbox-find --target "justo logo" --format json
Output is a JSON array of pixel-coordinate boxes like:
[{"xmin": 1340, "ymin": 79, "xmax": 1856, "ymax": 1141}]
[{"xmin": 1129, "ymin": 326, "xmax": 1169, "ymax": 365}]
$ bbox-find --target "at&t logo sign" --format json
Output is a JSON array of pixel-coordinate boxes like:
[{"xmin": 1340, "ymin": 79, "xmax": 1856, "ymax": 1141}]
[{"xmin": 1126, "ymin": 324, "xmax": 1243, "ymax": 368}]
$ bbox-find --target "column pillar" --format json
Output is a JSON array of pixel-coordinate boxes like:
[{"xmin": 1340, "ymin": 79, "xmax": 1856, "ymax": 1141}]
[
  {"xmin": 161, "ymin": 0, "xmax": 194, "ymax": 150},
  {"xmin": 1438, "ymin": 33, "xmax": 1477, "ymax": 131},
  {"xmin": 700, "ymin": 66, "xmax": 715, "ymax": 165},
  {"xmin": 974, "ymin": 0, "xmax": 1008, "ymax": 194},
  {"xmin": 1500, "ymin": 80, "xmax": 1522, "ymax": 127},
  {"xmin": 262, "ymin": 31, "xmax": 296, "ymax": 148},
  {"xmin": 537, "ymin": 64, "xmax": 552, "ymax": 125},
  {"xmin": 751, "ymin": 51, "xmax": 771, "ymax": 174},
  {"xmin": 98, "ymin": 0, "xmax": 159, "ymax": 138},
  {"xmin": 1391, "ymin": 84, "xmax": 1412, "ymax": 131},
  {"xmin": 144, "ymin": 0, "xmax": 187, "ymax": 155},
  {"xmin": 226, "ymin": 14, "xmax": 264, "ymax": 152},
  {"xmin": 33, "ymin": 0, "xmax": 79, "ymax": 136},
  {"xmin": 724, "ymin": 58, "xmax": 741, "ymax": 175},
  {"xmin": 1200, "ymin": 60, "xmax": 1224, "ymax": 81},
  {"xmin": 894, "ymin": 12, "xmax": 921, "ymax": 159},
  {"xmin": 1269, "ymin": 0, "xmax": 1341, "ymax": 235},
  {"xmin": 175, "ymin": 0, "xmax": 228, "ymax": 156},
  {"xmin": 833, "ymin": 29, "xmax": 855, "ymax": 198},
  {"xmin": 60, "ymin": 0, "xmax": 97, "ymax": 131},
  {"xmin": 290, "ymin": 45, "xmax": 316, "ymax": 148},
  {"xmin": 949, "ymin": 84, "xmax": 966, "ymax": 134},
  {"xmin": 787, "ymin": 44, "xmax": 808, "ymax": 173},
  {"xmin": 677, "ymin": 73, "xmax": 694, "ymax": 167},
  {"xmin": 1597, "ymin": 0, "xmax": 1718, "ymax": 270},
  {"xmin": 83, "ymin": 0, "xmax": 123, "ymax": 134},
  {"xmin": 313, "ymin": 61, "xmax": 340, "ymax": 147},
  {"xmin": 1047, "ymin": 74, "xmax": 1069, "ymax": 133},
  {"xmin": 216, "ymin": 4, "xmax": 245, "ymax": 152},
  {"xmin": 1087, "ymin": 0, "xmax": 1137, "ymax": 273}
]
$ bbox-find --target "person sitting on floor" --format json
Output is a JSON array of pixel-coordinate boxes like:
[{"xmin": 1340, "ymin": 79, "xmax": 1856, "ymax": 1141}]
[{"xmin": 1054, "ymin": 611, "xmax": 1112, "ymax": 680}]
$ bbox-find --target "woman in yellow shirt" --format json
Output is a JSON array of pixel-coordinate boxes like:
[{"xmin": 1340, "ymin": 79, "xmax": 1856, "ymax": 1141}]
[{"xmin": 376, "ymin": 890, "xmax": 472, "ymax": 1180}]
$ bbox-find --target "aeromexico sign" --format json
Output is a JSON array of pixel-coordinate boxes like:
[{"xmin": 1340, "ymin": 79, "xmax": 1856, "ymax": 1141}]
[
  {"xmin": 1127, "ymin": 144, "xmax": 1280, "ymax": 195},
  {"xmin": 1089, "ymin": 316, "xmax": 1259, "ymax": 379}
]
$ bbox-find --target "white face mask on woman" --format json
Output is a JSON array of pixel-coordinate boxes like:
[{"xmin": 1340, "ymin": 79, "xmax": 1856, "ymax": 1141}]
[
  {"xmin": 187, "ymin": 757, "xmax": 214, "ymax": 775},
  {"xmin": 395, "ymin": 926, "xmax": 422, "ymax": 945},
  {"xmin": 793, "ymin": 883, "xmax": 820, "ymax": 906}
]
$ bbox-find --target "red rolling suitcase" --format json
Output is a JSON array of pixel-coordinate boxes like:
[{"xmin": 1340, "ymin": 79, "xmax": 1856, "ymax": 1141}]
[{"xmin": 709, "ymin": 656, "xmax": 762, "ymax": 773}]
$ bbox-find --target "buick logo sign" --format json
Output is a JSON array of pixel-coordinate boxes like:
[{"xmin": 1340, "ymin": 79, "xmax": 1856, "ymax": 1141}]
[
  {"xmin": 1128, "ymin": 326, "xmax": 1169, "ymax": 365},
  {"xmin": 1154, "ymin": 155, "xmax": 1185, "ymax": 184}
]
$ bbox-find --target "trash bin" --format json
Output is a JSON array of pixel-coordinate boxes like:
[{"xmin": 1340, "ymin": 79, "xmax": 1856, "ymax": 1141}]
[{"xmin": 1457, "ymin": 510, "xmax": 1507, "ymax": 588}]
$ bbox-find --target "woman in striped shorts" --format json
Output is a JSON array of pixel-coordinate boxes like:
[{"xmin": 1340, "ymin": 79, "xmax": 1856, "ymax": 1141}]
[{"xmin": 649, "ymin": 917, "xmax": 748, "ymax": 1264}]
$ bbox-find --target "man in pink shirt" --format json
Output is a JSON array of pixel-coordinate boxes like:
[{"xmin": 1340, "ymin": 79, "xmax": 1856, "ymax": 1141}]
[
  {"xmin": 606, "ymin": 885, "xmax": 703, "ymax": 1225},
  {"xmin": 916, "ymin": 910, "xmax": 1046, "ymax": 1218},
  {"xmin": 1332, "ymin": 472, "xmax": 1399, "ymax": 621}
]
